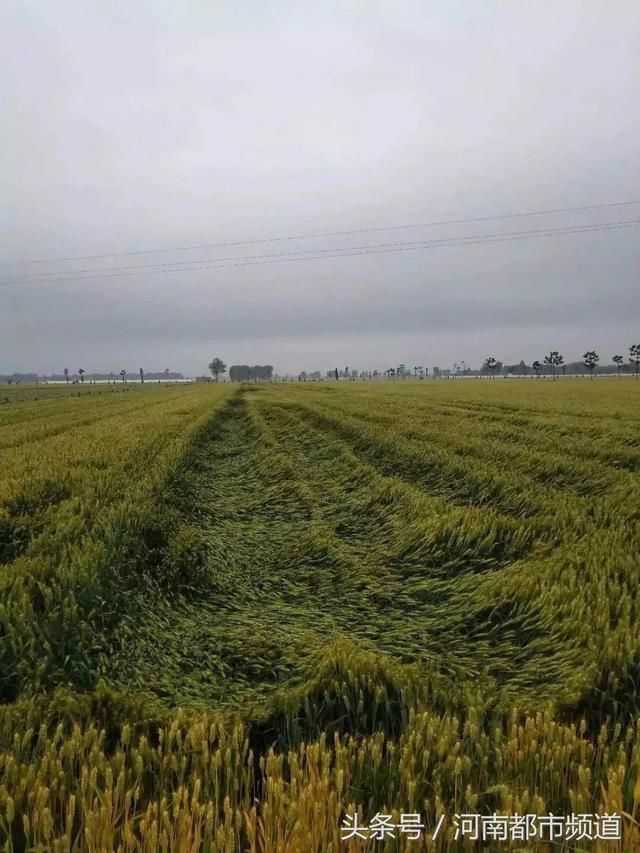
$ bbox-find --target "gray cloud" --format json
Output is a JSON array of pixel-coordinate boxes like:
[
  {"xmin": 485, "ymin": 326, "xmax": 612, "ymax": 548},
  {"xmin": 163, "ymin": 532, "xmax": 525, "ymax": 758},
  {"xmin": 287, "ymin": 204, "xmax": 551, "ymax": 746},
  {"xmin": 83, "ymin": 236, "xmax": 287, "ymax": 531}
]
[{"xmin": 1, "ymin": 1, "xmax": 639, "ymax": 374}]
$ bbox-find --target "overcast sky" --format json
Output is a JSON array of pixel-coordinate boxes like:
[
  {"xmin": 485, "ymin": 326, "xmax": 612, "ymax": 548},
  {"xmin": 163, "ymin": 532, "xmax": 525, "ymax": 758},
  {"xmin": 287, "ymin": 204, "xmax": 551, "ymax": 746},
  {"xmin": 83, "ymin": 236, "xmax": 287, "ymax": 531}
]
[{"xmin": 2, "ymin": 1, "xmax": 639, "ymax": 375}]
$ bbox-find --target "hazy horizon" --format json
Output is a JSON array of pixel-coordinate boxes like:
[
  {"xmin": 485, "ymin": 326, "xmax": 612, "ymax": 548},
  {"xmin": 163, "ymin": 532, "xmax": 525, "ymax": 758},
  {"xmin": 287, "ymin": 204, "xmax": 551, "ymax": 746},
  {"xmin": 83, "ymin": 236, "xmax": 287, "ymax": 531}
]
[
  {"xmin": 2, "ymin": 1, "xmax": 639, "ymax": 375},
  {"xmin": 2, "ymin": 352, "xmax": 636, "ymax": 380}
]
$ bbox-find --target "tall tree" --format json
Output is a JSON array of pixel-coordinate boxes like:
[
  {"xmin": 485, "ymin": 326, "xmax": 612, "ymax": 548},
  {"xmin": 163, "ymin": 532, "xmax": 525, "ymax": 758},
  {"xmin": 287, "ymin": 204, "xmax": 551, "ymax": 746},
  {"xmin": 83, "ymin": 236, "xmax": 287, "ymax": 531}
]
[
  {"xmin": 543, "ymin": 351, "xmax": 563, "ymax": 380},
  {"xmin": 554, "ymin": 353, "xmax": 564, "ymax": 378},
  {"xmin": 630, "ymin": 344, "xmax": 640, "ymax": 378},
  {"xmin": 583, "ymin": 350, "xmax": 599, "ymax": 379},
  {"xmin": 532, "ymin": 360, "xmax": 541, "ymax": 378},
  {"xmin": 208, "ymin": 358, "xmax": 227, "ymax": 382},
  {"xmin": 120, "ymin": 370, "xmax": 126, "ymax": 383},
  {"xmin": 612, "ymin": 354, "xmax": 624, "ymax": 375},
  {"xmin": 139, "ymin": 367, "xmax": 144, "ymax": 384},
  {"xmin": 484, "ymin": 356, "xmax": 498, "ymax": 378},
  {"xmin": 78, "ymin": 368, "xmax": 85, "ymax": 384},
  {"xmin": 63, "ymin": 368, "xmax": 69, "ymax": 384}
]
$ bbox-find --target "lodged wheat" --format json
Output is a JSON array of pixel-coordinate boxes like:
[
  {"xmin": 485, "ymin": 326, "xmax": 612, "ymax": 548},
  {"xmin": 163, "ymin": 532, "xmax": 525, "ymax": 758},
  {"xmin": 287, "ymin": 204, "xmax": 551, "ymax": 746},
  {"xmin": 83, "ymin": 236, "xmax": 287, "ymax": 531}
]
[{"xmin": 1, "ymin": 378, "xmax": 639, "ymax": 850}]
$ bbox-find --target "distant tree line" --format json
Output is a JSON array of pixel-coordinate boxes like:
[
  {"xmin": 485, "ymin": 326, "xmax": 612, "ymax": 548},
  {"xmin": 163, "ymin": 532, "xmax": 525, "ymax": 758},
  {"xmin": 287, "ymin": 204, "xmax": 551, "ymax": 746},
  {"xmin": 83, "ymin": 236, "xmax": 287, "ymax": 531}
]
[
  {"xmin": 4, "ymin": 343, "xmax": 639, "ymax": 385},
  {"xmin": 297, "ymin": 344, "xmax": 640, "ymax": 382},
  {"xmin": 202, "ymin": 344, "xmax": 639, "ymax": 383},
  {"xmin": 472, "ymin": 347, "xmax": 640, "ymax": 379},
  {"xmin": 228, "ymin": 364, "xmax": 274, "ymax": 382},
  {"xmin": 2, "ymin": 369, "xmax": 183, "ymax": 385}
]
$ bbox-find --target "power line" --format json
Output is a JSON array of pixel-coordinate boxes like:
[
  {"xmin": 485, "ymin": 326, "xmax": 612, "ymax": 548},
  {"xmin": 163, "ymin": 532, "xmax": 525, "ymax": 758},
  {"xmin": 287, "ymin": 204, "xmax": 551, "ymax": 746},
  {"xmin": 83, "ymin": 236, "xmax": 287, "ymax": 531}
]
[
  {"xmin": 2, "ymin": 217, "xmax": 639, "ymax": 283},
  {"xmin": 1, "ymin": 198, "xmax": 639, "ymax": 268},
  {"xmin": 1, "ymin": 218, "xmax": 638, "ymax": 288}
]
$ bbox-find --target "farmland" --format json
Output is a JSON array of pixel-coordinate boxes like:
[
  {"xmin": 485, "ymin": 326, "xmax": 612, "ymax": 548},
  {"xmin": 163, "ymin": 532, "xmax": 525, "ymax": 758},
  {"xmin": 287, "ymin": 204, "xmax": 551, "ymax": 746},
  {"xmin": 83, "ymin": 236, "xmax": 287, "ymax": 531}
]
[{"xmin": 1, "ymin": 378, "xmax": 639, "ymax": 850}]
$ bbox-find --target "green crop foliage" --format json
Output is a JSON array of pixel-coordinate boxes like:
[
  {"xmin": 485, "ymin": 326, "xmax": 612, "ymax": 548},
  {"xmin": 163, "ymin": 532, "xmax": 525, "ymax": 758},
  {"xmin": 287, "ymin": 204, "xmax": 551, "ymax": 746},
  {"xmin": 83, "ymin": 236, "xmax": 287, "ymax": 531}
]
[{"xmin": 0, "ymin": 378, "xmax": 639, "ymax": 849}]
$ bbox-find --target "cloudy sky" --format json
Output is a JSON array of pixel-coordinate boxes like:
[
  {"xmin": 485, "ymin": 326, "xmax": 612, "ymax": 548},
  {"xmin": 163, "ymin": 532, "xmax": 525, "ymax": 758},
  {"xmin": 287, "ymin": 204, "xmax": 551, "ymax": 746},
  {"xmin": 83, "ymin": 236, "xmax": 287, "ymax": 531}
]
[{"xmin": 2, "ymin": 1, "xmax": 639, "ymax": 376}]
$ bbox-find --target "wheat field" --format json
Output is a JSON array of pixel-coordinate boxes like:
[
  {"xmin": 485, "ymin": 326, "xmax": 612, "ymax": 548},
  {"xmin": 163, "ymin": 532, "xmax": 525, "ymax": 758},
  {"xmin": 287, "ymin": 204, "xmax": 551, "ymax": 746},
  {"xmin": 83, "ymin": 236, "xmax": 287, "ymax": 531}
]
[{"xmin": 1, "ymin": 378, "xmax": 639, "ymax": 850}]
